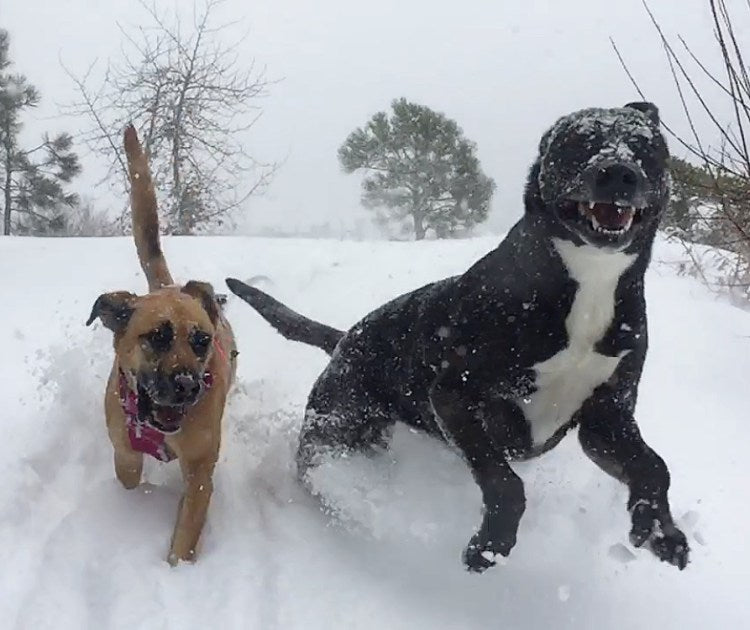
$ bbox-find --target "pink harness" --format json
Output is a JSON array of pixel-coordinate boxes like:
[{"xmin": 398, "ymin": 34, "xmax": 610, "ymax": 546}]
[{"xmin": 118, "ymin": 338, "xmax": 226, "ymax": 461}]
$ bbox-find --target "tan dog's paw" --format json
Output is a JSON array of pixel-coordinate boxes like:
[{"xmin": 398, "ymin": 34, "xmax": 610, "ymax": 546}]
[
  {"xmin": 167, "ymin": 546, "xmax": 197, "ymax": 567},
  {"xmin": 114, "ymin": 451, "xmax": 143, "ymax": 489},
  {"xmin": 116, "ymin": 470, "xmax": 141, "ymax": 490}
]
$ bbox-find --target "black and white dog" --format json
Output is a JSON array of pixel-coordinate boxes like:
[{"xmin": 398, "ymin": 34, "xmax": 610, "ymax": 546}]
[{"xmin": 226, "ymin": 102, "xmax": 689, "ymax": 572}]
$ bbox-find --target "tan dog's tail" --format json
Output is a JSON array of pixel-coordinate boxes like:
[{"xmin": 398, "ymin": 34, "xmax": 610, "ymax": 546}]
[{"xmin": 123, "ymin": 125, "xmax": 173, "ymax": 291}]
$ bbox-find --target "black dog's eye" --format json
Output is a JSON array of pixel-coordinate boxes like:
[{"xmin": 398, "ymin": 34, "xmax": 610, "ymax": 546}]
[
  {"xmin": 142, "ymin": 322, "xmax": 174, "ymax": 353},
  {"xmin": 189, "ymin": 330, "xmax": 212, "ymax": 358}
]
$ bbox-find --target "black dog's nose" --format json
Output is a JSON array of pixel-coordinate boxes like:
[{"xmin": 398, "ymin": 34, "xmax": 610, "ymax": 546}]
[
  {"xmin": 595, "ymin": 163, "xmax": 639, "ymax": 188},
  {"xmin": 589, "ymin": 163, "xmax": 643, "ymax": 201},
  {"xmin": 172, "ymin": 372, "xmax": 200, "ymax": 403}
]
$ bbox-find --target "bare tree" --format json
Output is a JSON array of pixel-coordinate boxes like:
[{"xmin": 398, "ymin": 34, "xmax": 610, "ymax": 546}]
[
  {"xmin": 62, "ymin": 197, "xmax": 121, "ymax": 237},
  {"xmin": 65, "ymin": 0, "xmax": 277, "ymax": 235},
  {"xmin": 612, "ymin": 0, "xmax": 750, "ymax": 302}
]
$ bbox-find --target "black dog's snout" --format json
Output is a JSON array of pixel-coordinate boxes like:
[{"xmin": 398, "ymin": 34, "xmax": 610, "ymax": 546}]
[
  {"xmin": 171, "ymin": 372, "xmax": 201, "ymax": 403},
  {"xmin": 586, "ymin": 162, "xmax": 644, "ymax": 202},
  {"xmin": 596, "ymin": 163, "xmax": 638, "ymax": 188}
]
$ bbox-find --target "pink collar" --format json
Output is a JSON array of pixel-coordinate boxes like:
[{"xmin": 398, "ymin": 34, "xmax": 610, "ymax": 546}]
[{"xmin": 119, "ymin": 372, "xmax": 176, "ymax": 461}]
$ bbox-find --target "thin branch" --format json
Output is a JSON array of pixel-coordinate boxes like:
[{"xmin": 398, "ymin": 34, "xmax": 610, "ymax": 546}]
[{"xmin": 60, "ymin": 0, "xmax": 279, "ymax": 234}]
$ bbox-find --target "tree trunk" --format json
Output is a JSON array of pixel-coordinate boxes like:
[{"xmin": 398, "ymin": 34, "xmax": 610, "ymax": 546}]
[
  {"xmin": 413, "ymin": 211, "xmax": 426, "ymax": 240},
  {"xmin": 3, "ymin": 158, "xmax": 12, "ymax": 236},
  {"xmin": 172, "ymin": 27, "xmax": 204, "ymax": 235},
  {"xmin": 411, "ymin": 189, "xmax": 427, "ymax": 240},
  {"xmin": 171, "ymin": 132, "xmax": 182, "ymax": 232}
]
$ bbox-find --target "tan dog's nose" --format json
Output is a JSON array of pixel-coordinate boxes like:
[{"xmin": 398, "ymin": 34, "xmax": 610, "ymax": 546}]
[{"xmin": 172, "ymin": 372, "xmax": 201, "ymax": 404}]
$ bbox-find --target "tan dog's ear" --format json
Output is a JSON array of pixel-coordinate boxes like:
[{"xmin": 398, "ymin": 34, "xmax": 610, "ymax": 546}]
[
  {"xmin": 86, "ymin": 291, "xmax": 138, "ymax": 332},
  {"xmin": 182, "ymin": 281, "xmax": 219, "ymax": 325}
]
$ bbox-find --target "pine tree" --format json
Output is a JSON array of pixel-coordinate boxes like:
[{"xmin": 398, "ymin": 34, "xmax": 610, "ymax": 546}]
[
  {"xmin": 666, "ymin": 157, "xmax": 712, "ymax": 238},
  {"xmin": 666, "ymin": 156, "xmax": 750, "ymax": 248},
  {"xmin": 0, "ymin": 29, "xmax": 80, "ymax": 236},
  {"xmin": 339, "ymin": 98, "xmax": 495, "ymax": 240}
]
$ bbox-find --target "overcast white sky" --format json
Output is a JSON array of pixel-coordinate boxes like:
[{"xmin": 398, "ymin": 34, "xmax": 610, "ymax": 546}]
[{"xmin": 3, "ymin": 0, "xmax": 736, "ymax": 235}]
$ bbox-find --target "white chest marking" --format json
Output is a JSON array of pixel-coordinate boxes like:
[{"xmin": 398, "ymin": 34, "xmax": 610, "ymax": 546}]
[{"xmin": 522, "ymin": 239, "xmax": 636, "ymax": 446}]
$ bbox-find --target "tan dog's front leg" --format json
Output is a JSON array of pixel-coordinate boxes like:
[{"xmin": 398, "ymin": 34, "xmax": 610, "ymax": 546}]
[
  {"xmin": 107, "ymin": 387, "xmax": 143, "ymax": 490},
  {"xmin": 114, "ymin": 447, "xmax": 144, "ymax": 490},
  {"xmin": 168, "ymin": 457, "xmax": 216, "ymax": 566}
]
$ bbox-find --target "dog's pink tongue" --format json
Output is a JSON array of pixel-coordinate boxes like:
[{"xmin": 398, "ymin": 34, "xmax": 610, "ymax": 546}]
[{"xmin": 593, "ymin": 203, "xmax": 633, "ymax": 228}]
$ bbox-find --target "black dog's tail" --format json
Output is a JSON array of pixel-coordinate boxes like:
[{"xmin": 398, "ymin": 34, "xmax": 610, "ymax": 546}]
[{"xmin": 225, "ymin": 278, "xmax": 345, "ymax": 355}]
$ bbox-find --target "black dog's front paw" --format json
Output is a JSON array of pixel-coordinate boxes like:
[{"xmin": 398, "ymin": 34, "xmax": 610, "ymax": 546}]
[
  {"xmin": 462, "ymin": 531, "xmax": 514, "ymax": 573},
  {"xmin": 648, "ymin": 528, "xmax": 690, "ymax": 570},
  {"xmin": 629, "ymin": 500, "xmax": 690, "ymax": 570}
]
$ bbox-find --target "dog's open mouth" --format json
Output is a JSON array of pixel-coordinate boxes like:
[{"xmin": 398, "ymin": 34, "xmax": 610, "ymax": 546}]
[
  {"xmin": 136, "ymin": 384, "xmax": 186, "ymax": 434},
  {"xmin": 146, "ymin": 407, "xmax": 184, "ymax": 434},
  {"xmin": 578, "ymin": 201, "xmax": 639, "ymax": 235}
]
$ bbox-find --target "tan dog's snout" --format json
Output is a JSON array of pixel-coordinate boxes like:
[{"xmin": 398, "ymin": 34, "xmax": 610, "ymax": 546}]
[
  {"xmin": 139, "ymin": 367, "xmax": 203, "ymax": 407},
  {"xmin": 165, "ymin": 370, "xmax": 202, "ymax": 406}
]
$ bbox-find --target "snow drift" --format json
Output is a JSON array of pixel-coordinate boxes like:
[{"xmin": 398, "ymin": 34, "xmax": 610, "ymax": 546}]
[{"xmin": 0, "ymin": 235, "xmax": 747, "ymax": 629}]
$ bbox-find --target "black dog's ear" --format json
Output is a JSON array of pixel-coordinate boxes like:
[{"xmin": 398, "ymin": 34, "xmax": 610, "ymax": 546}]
[
  {"xmin": 86, "ymin": 291, "xmax": 138, "ymax": 332},
  {"xmin": 182, "ymin": 280, "xmax": 219, "ymax": 325},
  {"xmin": 624, "ymin": 101, "xmax": 660, "ymax": 125},
  {"xmin": 537, "ymin": 127, "xmax": 554, "ymax": 158},
  {"xmin": 523, "ymin": 159, "xmax": 545, "ymax": 213}
]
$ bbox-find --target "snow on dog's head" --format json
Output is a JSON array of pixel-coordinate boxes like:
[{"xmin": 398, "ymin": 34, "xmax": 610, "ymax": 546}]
[{"xmin": 524, "ymin": 102, "xmax": 669, "ymax": 252}]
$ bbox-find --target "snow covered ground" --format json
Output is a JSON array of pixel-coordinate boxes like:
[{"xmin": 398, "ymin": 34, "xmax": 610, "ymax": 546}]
[{"xmin": 1, "ymin": 234, "xmax": 748, "ymax": 629}]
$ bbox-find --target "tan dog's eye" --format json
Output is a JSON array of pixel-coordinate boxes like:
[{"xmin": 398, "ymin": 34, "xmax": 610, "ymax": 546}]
[
  {"xmin": 189, "ymin": 330, "xmax": 212, "ymax": 358},
  {"xmin": 142, "ymin": 322, "xmax": 174, "ymax": 353}
]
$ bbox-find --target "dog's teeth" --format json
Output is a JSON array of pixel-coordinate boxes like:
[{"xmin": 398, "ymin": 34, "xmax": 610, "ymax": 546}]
[{"xmin": 591, "ymin": 214, "xmax": 600, "ymax": 230}]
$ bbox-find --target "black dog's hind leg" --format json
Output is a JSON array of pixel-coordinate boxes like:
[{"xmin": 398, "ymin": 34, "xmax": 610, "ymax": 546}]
[
  {"xmin": 578, "ymin": 385, "xmax": 690, "ymax": 570},
  {"xmin": 430, "ymin": 374, "xmax": 526, "ymax": 573},
  {"xmin": 296, "ymin": 374, "xmax": 395, "ymax": 483}
]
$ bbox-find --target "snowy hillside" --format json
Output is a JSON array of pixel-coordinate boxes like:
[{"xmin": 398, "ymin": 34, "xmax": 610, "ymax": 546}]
[{"xmin": 1, "ymin": 234, "xmax": 748, "ymax": 629}]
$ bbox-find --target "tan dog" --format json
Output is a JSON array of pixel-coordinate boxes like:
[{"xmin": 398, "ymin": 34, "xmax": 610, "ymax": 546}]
[{"xmin": 86, "ymin": 126, "xmax": 237, "ymax": 565}]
